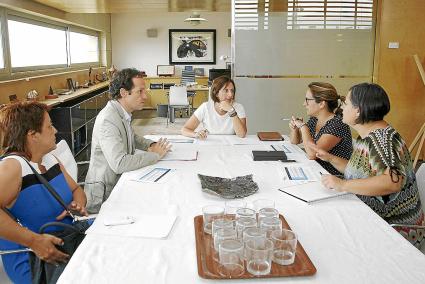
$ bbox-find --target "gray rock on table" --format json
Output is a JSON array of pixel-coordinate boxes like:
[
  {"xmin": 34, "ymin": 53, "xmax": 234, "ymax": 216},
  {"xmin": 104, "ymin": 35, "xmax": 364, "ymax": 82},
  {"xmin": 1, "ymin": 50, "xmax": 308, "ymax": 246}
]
[{"xmin": 197, "ymin": 174, "xmax": 259, "ymax": 198}]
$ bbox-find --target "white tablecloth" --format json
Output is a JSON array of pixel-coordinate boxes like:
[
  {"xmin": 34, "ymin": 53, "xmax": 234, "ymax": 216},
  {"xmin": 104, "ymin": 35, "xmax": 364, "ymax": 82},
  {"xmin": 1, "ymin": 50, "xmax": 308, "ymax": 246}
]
[{"xmin": 59, "ymin": 135, "xmax": 425, "ymax": 284}]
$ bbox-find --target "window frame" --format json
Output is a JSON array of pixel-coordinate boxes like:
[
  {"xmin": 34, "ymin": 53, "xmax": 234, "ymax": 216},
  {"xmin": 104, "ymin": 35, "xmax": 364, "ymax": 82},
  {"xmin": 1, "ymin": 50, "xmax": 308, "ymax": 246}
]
[
  {"xmin": 7, "ymin": 14, "xmax": 69, "ymax": 72},
  {"xmin": 68, "ymin": 26, "xmax": 101, "ymax": 68},
  {"xmin": 0, "ymin": 8, "xmax": 102, "ymax": 81},
  {"xmin": 0, "ymin": 8, "xmax": 9, "ymax": 75}
]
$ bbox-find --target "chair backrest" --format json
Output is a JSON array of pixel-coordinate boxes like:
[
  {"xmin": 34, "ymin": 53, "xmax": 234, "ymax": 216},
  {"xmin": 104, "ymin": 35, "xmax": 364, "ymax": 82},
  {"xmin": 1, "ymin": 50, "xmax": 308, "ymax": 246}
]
[
  {"xmin": 181, "ymin": 70, "xmax": 195, "ymax": 86},
  {"xmin": 416, "ymin": 163, "xmax": 425, "ymax": 213},
  {"xmin": 50, "ymin": 140, "xmax": 78, "ymax": 181},
  {"xmin": 0, "ymin": 258, "xmax": 12, "ymax": 284},
  {"xmin": 169, "ymin": 86, "xmax": 189, "ymax": 106}
]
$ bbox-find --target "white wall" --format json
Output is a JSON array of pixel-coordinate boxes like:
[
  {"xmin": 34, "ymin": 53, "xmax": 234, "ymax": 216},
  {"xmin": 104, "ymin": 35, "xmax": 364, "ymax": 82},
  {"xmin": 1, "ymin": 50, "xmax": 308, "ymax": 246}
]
[{"xmin": 111, "ymin": 12, "xmax": 231, "ymax": 76}]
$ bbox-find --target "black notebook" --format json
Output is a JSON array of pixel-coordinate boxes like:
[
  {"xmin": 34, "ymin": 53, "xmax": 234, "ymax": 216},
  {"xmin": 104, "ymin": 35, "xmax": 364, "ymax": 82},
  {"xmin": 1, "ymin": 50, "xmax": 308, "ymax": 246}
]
[{"xmin": 252, "ymin": 150, "xmax": 288, "ymax": 161}]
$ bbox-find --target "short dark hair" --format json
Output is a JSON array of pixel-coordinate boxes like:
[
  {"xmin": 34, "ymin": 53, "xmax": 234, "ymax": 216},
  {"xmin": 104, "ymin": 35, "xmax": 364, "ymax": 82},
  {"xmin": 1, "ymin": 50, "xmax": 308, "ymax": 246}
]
[
  {"xmin": 0, "ymin": 101, "xmax": 49, "ymax": 156},
  {"xmin": 349, "ymin": 83, "xmax": 390, "ymax": 124},
  {"xmin": 210, "ymin": 76, "xmax": 236, "ymax": 103},
  {"xmin": 109, "ymin": 68, "xmax": 145, "ymax": 99}
]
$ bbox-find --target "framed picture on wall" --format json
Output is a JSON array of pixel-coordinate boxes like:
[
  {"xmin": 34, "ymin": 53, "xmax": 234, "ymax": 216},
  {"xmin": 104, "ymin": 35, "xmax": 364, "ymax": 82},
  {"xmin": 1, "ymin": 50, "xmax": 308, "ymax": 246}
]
[{"xmin": 169, "ymin": 29, "xmax": 216, "ymax": 65}]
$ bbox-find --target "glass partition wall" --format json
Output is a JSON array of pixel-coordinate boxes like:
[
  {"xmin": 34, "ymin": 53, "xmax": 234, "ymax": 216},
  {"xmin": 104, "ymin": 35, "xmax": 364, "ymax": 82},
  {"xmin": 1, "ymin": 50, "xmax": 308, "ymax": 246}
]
[{"xmin": 232, "ymin": 0, "xmax": 376, "ymax": 133}]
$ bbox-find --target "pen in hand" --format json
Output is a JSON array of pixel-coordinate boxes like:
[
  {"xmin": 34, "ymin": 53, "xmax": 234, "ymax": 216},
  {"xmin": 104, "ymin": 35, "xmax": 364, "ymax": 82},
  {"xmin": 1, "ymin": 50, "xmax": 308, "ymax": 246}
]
[{"xmin": 320, "ymin": 172, "xmax": 344, "ymax": 178}]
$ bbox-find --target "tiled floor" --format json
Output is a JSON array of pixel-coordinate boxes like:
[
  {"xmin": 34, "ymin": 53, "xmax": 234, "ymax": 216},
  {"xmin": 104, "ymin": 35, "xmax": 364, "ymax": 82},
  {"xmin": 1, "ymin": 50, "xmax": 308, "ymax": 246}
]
[{"xmin": 132, "ymin": 117, "xmax": 187, "ymax": 136}]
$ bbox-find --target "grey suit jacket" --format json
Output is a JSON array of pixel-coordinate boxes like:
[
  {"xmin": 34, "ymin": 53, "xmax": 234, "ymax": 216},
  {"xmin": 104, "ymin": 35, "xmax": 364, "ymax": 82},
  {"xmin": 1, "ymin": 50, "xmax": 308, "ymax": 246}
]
[{"xmin": 85, "ymin": 100, "xmax": 159, "ymax": 213}]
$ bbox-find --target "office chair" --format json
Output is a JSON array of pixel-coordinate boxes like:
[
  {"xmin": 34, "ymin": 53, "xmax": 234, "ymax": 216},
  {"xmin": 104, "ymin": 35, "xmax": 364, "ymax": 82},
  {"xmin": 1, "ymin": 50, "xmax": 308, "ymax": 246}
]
[
  {"xmin": 390, "ymin": 163, "xmax": 425, "ymax": 253},
  {"xmin": 181, "ymin": 69, "xmax": 196, "ymax": 111},
  {"xmin": 167, "ymin": 85, "xmax": 190, "ymax": 126},
  {"xmin": 0, "ymin": 258, "xmax": 11, "ymax": 284}
]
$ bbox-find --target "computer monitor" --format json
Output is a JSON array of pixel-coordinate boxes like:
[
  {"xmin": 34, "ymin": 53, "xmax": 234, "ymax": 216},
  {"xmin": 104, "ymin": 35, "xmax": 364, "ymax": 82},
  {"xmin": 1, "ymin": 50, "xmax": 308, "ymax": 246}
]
[{"xmin": 208, "ymin": 69, "xmax": 231, "ymax": 85}]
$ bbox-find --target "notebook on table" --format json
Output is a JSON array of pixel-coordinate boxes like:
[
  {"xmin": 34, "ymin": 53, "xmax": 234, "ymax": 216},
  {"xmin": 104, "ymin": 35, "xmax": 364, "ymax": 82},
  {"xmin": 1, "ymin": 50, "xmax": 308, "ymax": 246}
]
[
  {"xmin": 257, "ymin": 132, "xmax": 284, "ymax": 141},
  {"xmin": 252, "ymin": 150, "xmax": 288, "ymax": 161},
  {"xmin": 278, "ymin": 184, "xmax": 351, "ymax": 204}
]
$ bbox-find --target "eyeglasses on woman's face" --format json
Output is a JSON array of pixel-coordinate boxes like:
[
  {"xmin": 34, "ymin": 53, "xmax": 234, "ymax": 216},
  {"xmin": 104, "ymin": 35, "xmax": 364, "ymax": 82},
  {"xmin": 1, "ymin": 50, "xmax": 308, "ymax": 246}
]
[{"xmin": 305, "ymin": 97, "xmax": 316, "ymax": 104}]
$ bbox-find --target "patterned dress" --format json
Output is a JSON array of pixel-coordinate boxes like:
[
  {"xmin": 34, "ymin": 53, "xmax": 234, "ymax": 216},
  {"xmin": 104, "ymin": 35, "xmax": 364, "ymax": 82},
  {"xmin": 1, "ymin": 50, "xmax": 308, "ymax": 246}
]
[
  {"xmin": 344, "ymin": 126, "xmax": 424, "ymax": 248},
  {"xmin": 306, "ymin": 115, "xmax": 353, "ymax": 175}
]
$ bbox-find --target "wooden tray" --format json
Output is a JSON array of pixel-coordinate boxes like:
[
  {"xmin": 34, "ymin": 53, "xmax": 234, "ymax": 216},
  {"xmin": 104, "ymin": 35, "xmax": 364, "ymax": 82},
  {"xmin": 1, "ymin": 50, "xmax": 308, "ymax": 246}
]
[{"xmin": 194, "ymin": 214, "xmax": 316, "ymax": 279}]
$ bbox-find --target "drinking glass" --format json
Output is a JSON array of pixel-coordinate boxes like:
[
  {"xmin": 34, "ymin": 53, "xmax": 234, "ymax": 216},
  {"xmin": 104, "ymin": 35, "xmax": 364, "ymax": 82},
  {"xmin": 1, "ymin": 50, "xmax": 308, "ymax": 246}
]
[
  {"xmin": 252, "ymin": 199, "xmax": 275, "ymax": 212},
  {"xmin": 258, "ymin": 208, "xmax": 279, "ymax": 223},
  {"xmin": 259, "ymin": 217, "xmax": 282, "ymax": 238},
  {"xmin": 235, "ymin": 208, "xmax": 256, "ymax": 220},
  {"xmin": 202, "ymin": 205, "xmax": 225, "ymax": 234},
  {"xmin": 225, "ymin": 200, "xmax": 247, "ymax": 215},
  {"xmin": 217, "ymin": 239, "xmax": 245, "ymax": 278},
  {"xmin": 235, "ymin": 217, "xmax": 257, "ymax": 239},
  {"xmin": 245, "ymin": 238, "xmax": 274, "ymax": 276},
  {"xmin": 271, "ymin": 229, "xmax": 298, "ymax": 265}
]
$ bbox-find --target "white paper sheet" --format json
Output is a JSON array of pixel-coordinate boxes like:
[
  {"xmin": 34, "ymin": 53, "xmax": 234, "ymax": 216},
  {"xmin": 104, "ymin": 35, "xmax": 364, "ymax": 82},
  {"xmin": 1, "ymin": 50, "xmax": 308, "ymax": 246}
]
[
  {"xmin": 270, "ymin": 143, "xmax": 305, "ymax": 154},
  {"xmin": 86, "ymin": 213, "xmax": 178, "ymax": 239},
  {"xmin": 131, "ymin": 167, "xmax": 174, "ymax": 183},
  {"xmin": 278, "ymin": 184, "xmax": 351, "ymax": 204},
  {"xmin": 283, "ymin": 166, "xmax": 321, "ymax": 181},
  {"xmin": 160, "ymin": 150, "xmax": 198, "ymax": 161}
]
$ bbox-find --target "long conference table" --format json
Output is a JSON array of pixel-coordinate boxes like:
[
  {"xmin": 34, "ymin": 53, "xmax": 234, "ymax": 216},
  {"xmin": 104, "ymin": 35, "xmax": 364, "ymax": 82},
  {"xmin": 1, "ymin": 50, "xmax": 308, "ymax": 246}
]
[{"xmin": 58, "ymin": 135, "xmax": 425, "ymax": 283}]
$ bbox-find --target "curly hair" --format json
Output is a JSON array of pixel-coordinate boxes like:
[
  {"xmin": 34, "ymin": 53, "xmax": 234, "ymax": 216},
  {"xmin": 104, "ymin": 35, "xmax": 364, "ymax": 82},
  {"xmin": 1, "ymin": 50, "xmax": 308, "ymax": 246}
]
[
  {"xmin": 109, "ymin": 68, "xmax": 145, "ymax": 99},
  {"xmin": 0, "ymin": 101, "xmax": 49, "ymax": 156}
]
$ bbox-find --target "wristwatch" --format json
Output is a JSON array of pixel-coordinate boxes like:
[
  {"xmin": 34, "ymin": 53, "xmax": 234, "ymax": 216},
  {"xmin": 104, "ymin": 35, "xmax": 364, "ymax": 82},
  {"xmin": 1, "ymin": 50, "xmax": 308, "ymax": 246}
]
[{"xmin": 228, "ymin": 107, "xmax": 237, "ymax": 117}]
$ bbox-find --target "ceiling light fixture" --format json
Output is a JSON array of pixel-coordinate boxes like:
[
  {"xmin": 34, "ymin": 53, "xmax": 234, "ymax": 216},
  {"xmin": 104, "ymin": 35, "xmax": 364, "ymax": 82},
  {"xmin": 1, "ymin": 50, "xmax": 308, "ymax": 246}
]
[{"xmin": 184, "ymin": 12, "xmax": 208, "ymax": 26}]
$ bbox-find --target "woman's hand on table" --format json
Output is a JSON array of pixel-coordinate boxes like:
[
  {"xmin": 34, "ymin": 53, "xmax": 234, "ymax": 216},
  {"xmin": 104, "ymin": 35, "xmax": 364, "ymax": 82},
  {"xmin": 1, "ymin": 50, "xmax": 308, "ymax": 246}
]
[
  {"xmin": 321, "ymin": 174, "xmax": 345, "ymax": 192},
  {"xmin": 309, "ymin": 144, "xmax": 333, "ymax": 162},
  {"xmin": 195, "ymin": 129, "xmax": 208, "ymax": 140}
]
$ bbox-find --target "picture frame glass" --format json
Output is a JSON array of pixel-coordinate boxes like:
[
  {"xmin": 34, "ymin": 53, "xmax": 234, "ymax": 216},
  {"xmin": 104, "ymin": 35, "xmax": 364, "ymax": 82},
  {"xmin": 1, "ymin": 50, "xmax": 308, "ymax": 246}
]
[{"xmin": 169, "ymin": 29, "xmax": 216, "ymax": 65}]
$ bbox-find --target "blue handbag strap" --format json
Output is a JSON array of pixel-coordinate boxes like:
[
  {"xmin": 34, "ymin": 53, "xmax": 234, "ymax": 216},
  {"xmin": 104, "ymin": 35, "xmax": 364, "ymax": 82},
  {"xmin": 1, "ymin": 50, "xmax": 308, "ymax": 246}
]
[{"xmin": 39, "ymin": 222, "xmax": 81, "ymax": 234}]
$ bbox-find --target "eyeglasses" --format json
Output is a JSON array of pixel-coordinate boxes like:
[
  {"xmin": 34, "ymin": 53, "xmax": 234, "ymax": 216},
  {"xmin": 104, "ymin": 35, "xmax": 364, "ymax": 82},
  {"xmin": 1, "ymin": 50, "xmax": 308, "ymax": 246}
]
[{"xmin": 305, "ymin": 97, "xmax": 315, "ymax": 104}]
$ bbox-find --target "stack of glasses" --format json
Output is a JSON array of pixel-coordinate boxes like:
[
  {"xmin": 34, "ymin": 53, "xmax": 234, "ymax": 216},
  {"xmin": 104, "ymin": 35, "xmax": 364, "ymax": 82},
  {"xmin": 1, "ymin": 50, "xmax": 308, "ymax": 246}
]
[{"xmin": 202, "ymin": 199, "xmax": 298, "ymax": 277}]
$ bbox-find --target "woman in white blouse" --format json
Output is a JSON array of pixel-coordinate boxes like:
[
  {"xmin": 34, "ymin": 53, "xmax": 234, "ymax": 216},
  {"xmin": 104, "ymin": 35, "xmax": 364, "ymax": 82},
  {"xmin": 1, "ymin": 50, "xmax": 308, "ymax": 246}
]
[{"xmin": 181, "ymin": 76, "xmax": 247, "ymax": 139}]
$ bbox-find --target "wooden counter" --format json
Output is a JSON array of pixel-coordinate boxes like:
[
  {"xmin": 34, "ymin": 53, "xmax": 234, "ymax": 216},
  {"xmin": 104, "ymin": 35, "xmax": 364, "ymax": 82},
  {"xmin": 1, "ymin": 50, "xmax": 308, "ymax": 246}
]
[{"xmin": 40, "ymin": 81, "xmax": 110, "ymax": 107}]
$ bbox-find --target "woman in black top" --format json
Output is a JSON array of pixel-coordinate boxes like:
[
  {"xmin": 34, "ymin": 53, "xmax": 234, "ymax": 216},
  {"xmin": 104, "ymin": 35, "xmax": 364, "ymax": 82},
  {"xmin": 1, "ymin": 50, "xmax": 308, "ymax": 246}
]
[{"xmin": 289, "ymin": 82, "xmax": 353, "ymax": 175}]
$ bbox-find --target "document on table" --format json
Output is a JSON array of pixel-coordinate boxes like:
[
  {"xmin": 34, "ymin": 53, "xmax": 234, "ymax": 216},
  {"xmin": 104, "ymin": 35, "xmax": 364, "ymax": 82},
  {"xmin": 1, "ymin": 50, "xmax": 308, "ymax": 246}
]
[
  {"xmin": 225, "ymin": 135, "xmax": 262, "ymax": 145},
  {"xmin": 283, "ymin": 166, "xmax": 321, "ymax": 181},
  {"xmin": 160, "ymin": 150, "xmax": 198, "ymax": 161},
  {"xmin": 143, "ymin": 135, "xmax": 194, "ymax": 144},
  {"xmin": 166, "ymin": 138, "xmax": 195, "ymax": 144},
  {"xmin": 278, "ymin": 184, "xmax": 351, "ymax": 204},
  {"xmin": 271, "ymin": 144, "xmax": 304, "ymax": 154},
  {"xmin": 133, "ymin": 167, "xmax": 173, "ymax": 183},
  {"xmin": 86, "ymin": 213, "xmax": 178, "ymax": 239}
]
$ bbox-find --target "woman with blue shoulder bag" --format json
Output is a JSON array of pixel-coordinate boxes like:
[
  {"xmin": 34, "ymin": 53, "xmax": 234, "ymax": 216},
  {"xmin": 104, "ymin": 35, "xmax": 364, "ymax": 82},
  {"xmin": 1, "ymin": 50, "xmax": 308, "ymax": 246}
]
[{"xmin": 0, "ymin": 101, "xmax": 89, "ymax": 283}]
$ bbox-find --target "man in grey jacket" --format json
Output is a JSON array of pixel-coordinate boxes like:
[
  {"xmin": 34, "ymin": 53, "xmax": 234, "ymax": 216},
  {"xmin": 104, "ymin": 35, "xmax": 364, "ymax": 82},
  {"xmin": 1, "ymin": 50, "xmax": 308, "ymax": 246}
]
[{"xmin": 85, "ymin": 68, "xmax": 170, "ymax": 213}]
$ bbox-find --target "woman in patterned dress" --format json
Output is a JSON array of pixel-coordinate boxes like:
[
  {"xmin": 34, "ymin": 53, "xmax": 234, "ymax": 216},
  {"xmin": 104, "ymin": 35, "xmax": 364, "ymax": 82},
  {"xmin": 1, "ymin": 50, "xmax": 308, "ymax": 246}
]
[
  {"xmin": 289, "ymin": 82, "xmax": 353, "ymax": 175},
  {"xmin": 314, "ymin": 83, "xmax": 424, "ymax": 248}
]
